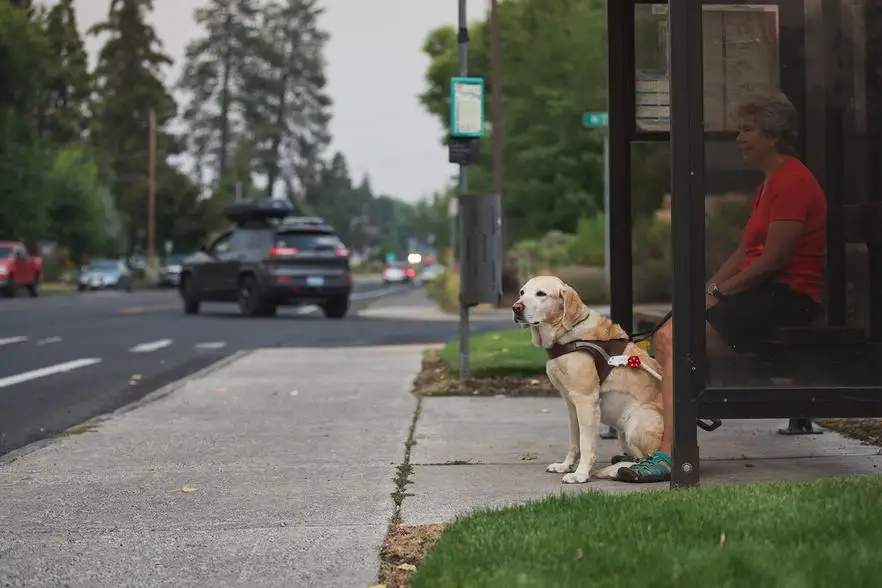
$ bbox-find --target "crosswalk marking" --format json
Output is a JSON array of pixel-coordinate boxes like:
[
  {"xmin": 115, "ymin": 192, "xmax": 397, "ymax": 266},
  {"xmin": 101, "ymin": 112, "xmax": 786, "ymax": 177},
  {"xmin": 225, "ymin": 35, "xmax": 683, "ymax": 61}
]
[
  {"xmin": 0, "ymin": 358, "xmax": 102, "ymax": 390},
  {"xmin": 129, "ymin": 339, "xmax": 174, "ymax": 353},
  {"xmin": 0, "ymin": 336, "xmax": 27, "ymax": 347},
  {"xmin": 36, "ymin": 336, "xmax": 62, "ymax": 346}
]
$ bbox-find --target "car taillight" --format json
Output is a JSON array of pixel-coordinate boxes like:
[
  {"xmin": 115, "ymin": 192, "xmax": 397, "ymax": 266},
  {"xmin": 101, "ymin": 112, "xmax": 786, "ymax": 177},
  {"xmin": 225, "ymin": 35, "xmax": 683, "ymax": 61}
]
[
  {"xmin": 334, "ymin": 247, "xmax": 349, "ymax": 257},
  {"xmin": 269, "ymin": 247, "xmax": 298, "ymax": 257},
  {"xmin": 406, "ymin": 268, "xmax": 416, "ymax": 278}
]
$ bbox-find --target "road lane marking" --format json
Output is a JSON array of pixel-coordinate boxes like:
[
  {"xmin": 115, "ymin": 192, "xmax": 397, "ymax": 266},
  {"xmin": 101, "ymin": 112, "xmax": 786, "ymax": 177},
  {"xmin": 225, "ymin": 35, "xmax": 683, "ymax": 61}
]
[
  {"xmin": 195, "ymin": 341, "xmax": 226, "ymax": 350},
  {"xmin": 36, "ymin": 336, "xmax": 62, "ymax": 346},
  {"xmin": 0, "ymin": 358, "xmax": 102, "ymax": 390},
  {"xmin": 118, "ymin": 303, "xmax": 179, "ymax": 315},
  {"xmin": 0, "ymin": 336, "xmax": 27, "ymax": 347},
  {"xmin": 129, "ymin": 339, "xmax": 174, "ymax": 353}
]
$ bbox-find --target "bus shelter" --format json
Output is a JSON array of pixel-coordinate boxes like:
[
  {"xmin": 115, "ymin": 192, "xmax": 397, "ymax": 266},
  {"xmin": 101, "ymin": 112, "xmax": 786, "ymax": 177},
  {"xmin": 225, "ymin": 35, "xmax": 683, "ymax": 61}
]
[{"xmin": 607, "ymin": 0, "xmax": 882, "ymax": 488}]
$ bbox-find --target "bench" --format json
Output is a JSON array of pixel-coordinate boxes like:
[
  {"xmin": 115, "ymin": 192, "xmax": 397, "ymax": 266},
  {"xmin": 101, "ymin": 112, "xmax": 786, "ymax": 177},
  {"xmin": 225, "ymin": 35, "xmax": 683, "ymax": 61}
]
[{"xmin": 629, "ymin": 308, "xmax": 871, "ymax": 436}]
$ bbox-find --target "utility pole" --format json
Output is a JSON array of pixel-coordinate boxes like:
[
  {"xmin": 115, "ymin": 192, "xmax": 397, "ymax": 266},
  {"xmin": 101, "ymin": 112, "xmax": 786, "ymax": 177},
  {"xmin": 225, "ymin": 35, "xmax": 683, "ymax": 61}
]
[
  {"xmin": 147, "ymin": 108, "xmax": 157, "ymax": 266},
  {"xmin": 489, "ymin": 0, "xmax": 504, "ymax": 198}
]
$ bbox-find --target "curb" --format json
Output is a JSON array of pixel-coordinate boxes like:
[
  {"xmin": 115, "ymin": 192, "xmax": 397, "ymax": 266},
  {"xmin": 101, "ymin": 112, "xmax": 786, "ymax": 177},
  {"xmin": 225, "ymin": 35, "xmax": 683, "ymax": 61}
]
[{"xmin": 0, "ymin": 350, "xmax": 253, "ymax": 466}]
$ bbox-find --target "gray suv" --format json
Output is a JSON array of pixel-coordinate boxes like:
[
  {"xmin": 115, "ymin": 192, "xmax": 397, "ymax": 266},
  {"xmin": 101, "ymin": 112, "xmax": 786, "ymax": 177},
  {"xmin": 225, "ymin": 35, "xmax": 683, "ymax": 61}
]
[{"xmin": 179, "ymin": 199, "xmax": 353, "ymax": 318}]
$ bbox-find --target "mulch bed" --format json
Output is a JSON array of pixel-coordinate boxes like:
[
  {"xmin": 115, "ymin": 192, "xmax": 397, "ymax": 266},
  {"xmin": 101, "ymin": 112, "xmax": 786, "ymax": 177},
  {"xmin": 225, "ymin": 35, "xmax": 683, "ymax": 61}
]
[
  {"xmin": 376, "ymin": 523, "xmax": 446, "ymax": 588},
  {"xmin": 817, "ymin": 418, "xmax": 882, "ymax": 447},
  {"xmin": 412, "ymin": 351, "xmax": 555, "ymax": 397}
]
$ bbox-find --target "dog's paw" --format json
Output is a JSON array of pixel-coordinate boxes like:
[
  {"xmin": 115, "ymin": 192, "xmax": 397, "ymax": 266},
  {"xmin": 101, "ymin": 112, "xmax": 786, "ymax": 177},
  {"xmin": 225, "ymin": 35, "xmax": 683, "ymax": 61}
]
[
  {"xmin": 546, "ymin": 462, "xmax": 575, "ymax": 474},
  {"xmin": 561, "ymin": 471, "xmax": 591, "ymax": 484}
]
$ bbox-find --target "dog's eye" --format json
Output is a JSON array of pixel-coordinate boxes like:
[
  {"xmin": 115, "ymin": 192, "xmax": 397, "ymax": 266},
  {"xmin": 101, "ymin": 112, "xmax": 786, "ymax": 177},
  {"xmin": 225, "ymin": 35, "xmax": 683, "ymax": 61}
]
[
  {"xmin": 519, "ymin": 289, "xmax": 524, "ymax": 296},
  {"xmin": 537, "ymin": 290, "xmax": 546, "ymax": 297}
]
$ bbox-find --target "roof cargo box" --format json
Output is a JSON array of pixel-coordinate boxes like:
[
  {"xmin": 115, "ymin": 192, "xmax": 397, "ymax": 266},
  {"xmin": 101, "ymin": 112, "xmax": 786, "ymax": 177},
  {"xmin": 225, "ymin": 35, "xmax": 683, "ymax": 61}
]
[{"xmin": 223, "ymin": 198, "xmax": 294, "ymax": 224}]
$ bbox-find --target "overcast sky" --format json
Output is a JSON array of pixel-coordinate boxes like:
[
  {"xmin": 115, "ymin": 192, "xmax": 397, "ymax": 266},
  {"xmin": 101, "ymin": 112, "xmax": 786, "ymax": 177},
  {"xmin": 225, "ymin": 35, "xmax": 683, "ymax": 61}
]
[{"xmin": 67, "ymin": 0, "xmax": 487, "ymax": 202}]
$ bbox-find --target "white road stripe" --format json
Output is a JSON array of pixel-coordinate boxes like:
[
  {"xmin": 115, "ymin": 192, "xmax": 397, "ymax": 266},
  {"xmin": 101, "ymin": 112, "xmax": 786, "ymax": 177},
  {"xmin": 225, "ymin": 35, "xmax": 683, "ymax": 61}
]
[
  {"xmin": 0, "ymin": 358, "xmax": 102, "ymax": 390},
  {"xmin": 36, "ymin": 336, "xmax": 63, "ymax": 346},
  {"xmin": 0, "ymin": 336, "xmax": 27, "ymax": 347},
  {"xmin": 195, "ymin": 341, "xmax": 226, "ymax": 350},
  {"xmin": 129, "ymin": 339, "xmax": 174, "ymax": 353}
]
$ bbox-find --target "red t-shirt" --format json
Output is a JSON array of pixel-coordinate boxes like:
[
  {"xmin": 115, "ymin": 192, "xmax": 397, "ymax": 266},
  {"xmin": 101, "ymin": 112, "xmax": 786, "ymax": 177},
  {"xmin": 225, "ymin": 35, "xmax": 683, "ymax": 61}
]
[{"xmin": 738, "ymin": 156, "xmax": 827, "ymax": 303}]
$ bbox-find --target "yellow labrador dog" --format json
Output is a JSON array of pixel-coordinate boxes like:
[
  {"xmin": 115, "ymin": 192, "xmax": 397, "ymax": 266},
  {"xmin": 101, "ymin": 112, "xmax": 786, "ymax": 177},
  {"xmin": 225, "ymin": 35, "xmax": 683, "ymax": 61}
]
[{"xmin": 512, "ymin": 276, "xmax": 663, "ymax": 483}]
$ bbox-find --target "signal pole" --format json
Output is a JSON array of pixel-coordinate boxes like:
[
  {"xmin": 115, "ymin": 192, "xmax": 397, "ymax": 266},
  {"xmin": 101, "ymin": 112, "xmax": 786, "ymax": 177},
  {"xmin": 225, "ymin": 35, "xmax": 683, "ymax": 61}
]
[{"xmin": 147, "ymin": 108, "xmax": 157, "ymax": 265}]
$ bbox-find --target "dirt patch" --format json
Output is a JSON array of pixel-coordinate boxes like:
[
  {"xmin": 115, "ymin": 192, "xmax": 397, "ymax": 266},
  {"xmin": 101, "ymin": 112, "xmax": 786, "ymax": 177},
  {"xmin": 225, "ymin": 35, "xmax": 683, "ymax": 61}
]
[
  {"xmin": 817, "ymin": 419, "xmax": 882, "ymax": 446},
  {"xmin": 377, "ymin": 523, "xmax": 446, "ymax": 588},
  {"xmin": 56, "ymin": 424, "xmax": 99, "ymax": 437},
  {"xmin": 412, "ymin": 351, "xmax": 556, "ymax": 397}
]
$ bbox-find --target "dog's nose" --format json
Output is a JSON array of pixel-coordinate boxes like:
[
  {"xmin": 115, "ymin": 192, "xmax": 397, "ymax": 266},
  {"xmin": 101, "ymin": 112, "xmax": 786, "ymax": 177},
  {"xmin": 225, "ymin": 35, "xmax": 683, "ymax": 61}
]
[{"xmin": 512, "ymin": 301, "xmax": 525, "ymax": 314}]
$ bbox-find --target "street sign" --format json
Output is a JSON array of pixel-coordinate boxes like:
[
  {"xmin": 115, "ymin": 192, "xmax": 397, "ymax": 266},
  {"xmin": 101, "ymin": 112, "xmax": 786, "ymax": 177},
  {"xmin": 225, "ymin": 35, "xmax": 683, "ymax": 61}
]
[
  {"xmin": 448, "ymin": 197, "xmax": 458, "ymax": 218},
  {"xmin": 450, "ymin": 77, "xmax": 486, "ymax": 138},
  {"xmin": 582, "ymin": 112, "xmax": 608, "ymax": 128}
]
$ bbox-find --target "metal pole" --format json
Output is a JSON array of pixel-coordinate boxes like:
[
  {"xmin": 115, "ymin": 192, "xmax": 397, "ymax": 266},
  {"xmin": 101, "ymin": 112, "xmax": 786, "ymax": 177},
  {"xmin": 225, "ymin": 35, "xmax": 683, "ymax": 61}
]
[
  {"xmin": 489, "ymin": 0, "xmax": 504, "ymax": 196},
  {"xmin": 147, "ymin": 108, "xmax": 156, "ymax": 266},
  {"xmin": 457, "ymin": 0, "xmax": 470, "ymax": 379},
  {"xmin": 603, "ymin": 132, "xmax": 610, "ymax": 287}
]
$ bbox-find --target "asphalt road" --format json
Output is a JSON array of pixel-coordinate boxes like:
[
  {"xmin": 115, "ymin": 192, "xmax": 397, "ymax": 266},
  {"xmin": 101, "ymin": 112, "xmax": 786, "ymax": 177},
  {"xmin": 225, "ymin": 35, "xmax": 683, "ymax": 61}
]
[{"xmin": 0, "ymin": 278, "xmax": 511, "ymax": 457}]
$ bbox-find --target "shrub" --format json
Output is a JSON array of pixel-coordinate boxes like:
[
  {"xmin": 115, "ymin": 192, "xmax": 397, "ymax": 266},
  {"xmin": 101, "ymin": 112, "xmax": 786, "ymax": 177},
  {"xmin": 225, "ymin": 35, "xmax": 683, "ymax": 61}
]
[
  {"xmin": 568, "ymin": 214, "xmax": 605, "ymax": 266},
  {"xmin": 556, "ymin": 265, "xmax": 609, "ymax": 305},
  {"xmin": 425, "ymin": 267, "xmax": 460, "ymax": 311}
]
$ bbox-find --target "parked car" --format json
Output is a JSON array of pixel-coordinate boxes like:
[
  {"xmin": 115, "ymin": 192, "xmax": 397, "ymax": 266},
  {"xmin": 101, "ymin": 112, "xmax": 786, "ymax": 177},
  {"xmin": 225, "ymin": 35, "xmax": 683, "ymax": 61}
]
[
  {"xmin": 0, "ymin": 241, "xmax": 42, "ymax": 298},
  {"xmin": 77, "ymin": 259, "xmax": 134, "ymax": 292},
  {"xmin": 382, "ymin": 261, "xmax": 416, "ymax": 285},
  {"xmin": 179, "ymin": 198, "xmax": 353, "ymax": 318},
  {"xmin": 418, "ymin": 263, "xmax": 446, "ymax": 283},
  {"xmin": 158, "ymin": 253, "xmax": 190, "ymax": 288}
]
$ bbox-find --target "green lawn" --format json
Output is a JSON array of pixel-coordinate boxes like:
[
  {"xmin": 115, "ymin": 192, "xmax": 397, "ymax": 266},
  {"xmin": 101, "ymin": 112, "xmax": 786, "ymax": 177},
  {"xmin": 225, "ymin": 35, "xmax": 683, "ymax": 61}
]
[
  {"xmin": 40, "ymin": 281, "xmax": 76, "ymax": 295},
  {"xmin": 412, "ymin": 475, "xmax": 882, "ymax": 588},
  {"xmin": 440, "ymin": 328, "xmax": 546, "ymax": 378}
]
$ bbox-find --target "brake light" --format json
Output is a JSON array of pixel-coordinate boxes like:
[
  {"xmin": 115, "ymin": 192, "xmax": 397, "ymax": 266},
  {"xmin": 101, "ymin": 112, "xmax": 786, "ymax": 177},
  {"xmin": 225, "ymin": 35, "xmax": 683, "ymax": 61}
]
[
  {"xmin": 269, "ymin": 247, "xmax": 298, "ymax": 257},
  {"xmin": 406, "ymin": 268, "xmax": 416, "ymax": 278},
  {"xmin": 334, "ymin": 247, "xmax": 349, "ymax": 257}
]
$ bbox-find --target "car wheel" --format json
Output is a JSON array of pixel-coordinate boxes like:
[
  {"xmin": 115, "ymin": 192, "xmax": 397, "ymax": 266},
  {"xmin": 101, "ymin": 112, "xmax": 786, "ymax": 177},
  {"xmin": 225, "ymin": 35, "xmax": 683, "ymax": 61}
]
[
  {"xmin": 181, "ymin": 275, "xmax": 201, "ymax": 315},
  {"xmin": 237, "ymin": 275, "xmax": 271, "ymax": 317},
  {"xmin": 124, "ymin": 280, "xmax": 133, "ymax": 293},
  {"xmin": 27, "ymin": 274, "xmax": 40, "ymax": 297},
  {"xmin": 321, "ymin": 295, "xmax": 349, "ymax": 319},
  {"xmin": 2, "ymin": 277, "xmax": 14, "ymax": 298}
]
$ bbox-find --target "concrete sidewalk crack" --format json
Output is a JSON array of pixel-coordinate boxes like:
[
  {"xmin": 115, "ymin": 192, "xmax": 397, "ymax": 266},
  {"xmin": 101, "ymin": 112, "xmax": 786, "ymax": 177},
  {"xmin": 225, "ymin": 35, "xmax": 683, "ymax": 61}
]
[{"xmin": 390, "ymin": 395, "xmax": 423, "ymax": 524}]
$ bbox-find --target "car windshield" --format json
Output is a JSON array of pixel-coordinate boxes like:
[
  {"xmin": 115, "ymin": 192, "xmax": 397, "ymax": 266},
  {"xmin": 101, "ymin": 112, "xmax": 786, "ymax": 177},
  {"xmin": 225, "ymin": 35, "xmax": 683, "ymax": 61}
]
[
  {"xmin": 386, "ymin": 262, "xmax": 408, "ymax": 269},
  {"xmin": 164, "ymin": 254, "xmax": 187, "ymax": 265},
  {"xmin": 86, "ymin": 260, "xmax": 119, "ymax": 271},
  {"xmin": 274, "ymin": 231, "xmax": 343, "ymax": 251},
  {"xmin": 0, "ymin": 247, "xmax": 12, "ymax": 259}
]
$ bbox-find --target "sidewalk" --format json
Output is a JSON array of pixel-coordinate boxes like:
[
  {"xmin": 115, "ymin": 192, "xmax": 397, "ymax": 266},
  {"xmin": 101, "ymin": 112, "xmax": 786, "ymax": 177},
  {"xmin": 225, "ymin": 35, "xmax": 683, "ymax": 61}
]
[
  {"xmin": 0, "ymin": 346, "xmax": 421, "ymax": 588},
  {"xmin": 402, "ymin": 397, "xmax": 882, "ymax": 523},
  {"xmin": 2, "ymin": 344, "xmax": 880, "ymax": 587}
]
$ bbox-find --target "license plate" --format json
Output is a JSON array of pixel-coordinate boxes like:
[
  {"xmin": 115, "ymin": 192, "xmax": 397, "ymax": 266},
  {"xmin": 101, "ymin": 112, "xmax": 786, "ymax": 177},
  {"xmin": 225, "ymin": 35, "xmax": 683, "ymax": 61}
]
[{"xmin": 306, "ymin": 276, "xmax": 325, "ymax": 287}]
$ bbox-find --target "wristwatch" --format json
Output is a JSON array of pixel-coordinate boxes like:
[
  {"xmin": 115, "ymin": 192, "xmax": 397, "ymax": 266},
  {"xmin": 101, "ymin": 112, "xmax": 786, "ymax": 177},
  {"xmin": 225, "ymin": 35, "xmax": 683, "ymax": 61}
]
[{"xmin": 705, "ymin": 282, "xmax": 725, "ymax": 300}]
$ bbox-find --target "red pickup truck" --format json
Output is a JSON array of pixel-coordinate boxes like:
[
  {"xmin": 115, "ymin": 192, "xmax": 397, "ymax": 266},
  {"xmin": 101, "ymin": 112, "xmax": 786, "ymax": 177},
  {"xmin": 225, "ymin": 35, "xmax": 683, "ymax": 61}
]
[{"xmin": 0, "ymin": 241, "xmax": 42, "ymax": 297}]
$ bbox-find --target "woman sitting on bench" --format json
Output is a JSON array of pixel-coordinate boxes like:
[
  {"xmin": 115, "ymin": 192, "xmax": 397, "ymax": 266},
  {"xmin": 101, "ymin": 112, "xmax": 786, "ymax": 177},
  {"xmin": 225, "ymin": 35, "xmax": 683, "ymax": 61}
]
[{"xmin": 619, "ymin": 92, "xmax": 827, "ymax": 483}]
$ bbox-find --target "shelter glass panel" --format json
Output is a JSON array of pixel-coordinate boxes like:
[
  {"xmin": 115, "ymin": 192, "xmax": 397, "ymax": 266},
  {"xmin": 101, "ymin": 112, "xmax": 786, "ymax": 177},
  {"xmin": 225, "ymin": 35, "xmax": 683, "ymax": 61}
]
[{"xmin": 702, "ymin": 0, "xmax": 882, "ymax": 392}]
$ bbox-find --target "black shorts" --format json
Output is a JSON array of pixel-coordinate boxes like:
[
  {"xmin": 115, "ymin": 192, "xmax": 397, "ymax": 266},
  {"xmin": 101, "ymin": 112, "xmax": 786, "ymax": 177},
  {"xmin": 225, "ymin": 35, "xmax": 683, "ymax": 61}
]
[{"xmin": 706, "ymin": 281, "xmax": 820, "ymax": 353}]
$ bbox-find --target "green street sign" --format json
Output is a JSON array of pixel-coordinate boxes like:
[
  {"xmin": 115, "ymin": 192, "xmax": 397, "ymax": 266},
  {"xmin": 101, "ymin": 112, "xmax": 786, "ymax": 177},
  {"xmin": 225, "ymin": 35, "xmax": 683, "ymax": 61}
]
[{"xmin": 582, "ymin": 112, "xmax": 608, "ymax": 128}]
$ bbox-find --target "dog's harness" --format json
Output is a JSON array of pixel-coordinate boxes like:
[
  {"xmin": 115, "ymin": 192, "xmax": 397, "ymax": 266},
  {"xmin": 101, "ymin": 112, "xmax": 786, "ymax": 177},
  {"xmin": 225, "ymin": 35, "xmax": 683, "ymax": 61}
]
[
  {"xmin": 543, "ymin": 314, "xmax": 662, "ymax": 383},
  {"xmin": 546, "ymin": 339, "xmax": 629, "ymax": 385}
]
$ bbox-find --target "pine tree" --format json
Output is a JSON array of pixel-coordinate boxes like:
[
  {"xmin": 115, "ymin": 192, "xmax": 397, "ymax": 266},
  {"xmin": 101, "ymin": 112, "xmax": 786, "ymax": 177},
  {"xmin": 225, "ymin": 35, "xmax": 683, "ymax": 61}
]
[
  {"xmin": 178, "ymin": 0, "xmax": 260, "ymax": 197},
  {"xmin": 89, "ymin": 0, "xmax": 176, "ymax": 249},
  {"xmin": 246, "ymin": 0, "xmax": 331, "ymax": 200},
  {"xmin": 38, "ymin": 0, "xmax": 91, "ymax": 144}
]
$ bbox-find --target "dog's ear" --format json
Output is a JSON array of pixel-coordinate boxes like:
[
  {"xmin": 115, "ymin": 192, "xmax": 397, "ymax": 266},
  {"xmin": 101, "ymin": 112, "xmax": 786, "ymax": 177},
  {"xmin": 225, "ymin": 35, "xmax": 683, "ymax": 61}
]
[{"xmin": 559, "ymin": 284, "xmax": 585, "ymax": 331}]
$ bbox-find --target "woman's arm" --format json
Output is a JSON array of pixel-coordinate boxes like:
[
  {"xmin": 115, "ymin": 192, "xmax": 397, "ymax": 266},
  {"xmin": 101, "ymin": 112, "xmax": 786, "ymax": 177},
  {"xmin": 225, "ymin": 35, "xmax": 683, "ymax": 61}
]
[
  {"xmin": 718, "ymin": 220, "xmax": 804, "ymax": 295},
  {"xmin": 707, "ymin": 245, "xmax": 746, "ymax": 286}
]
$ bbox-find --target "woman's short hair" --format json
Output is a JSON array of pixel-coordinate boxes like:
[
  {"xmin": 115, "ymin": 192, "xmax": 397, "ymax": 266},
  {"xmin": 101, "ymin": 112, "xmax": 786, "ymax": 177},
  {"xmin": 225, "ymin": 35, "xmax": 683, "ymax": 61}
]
[{"xmin": 735, "ymin": 92, "xmax": 799, "ymax": 155}]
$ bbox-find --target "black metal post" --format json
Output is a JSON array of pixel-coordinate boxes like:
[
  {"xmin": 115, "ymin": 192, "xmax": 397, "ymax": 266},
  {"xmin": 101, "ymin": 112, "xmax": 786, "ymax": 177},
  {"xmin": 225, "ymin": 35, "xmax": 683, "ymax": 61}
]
[
  {"xmin": 607, "ymin": 0, "xmax": 634, "ymax": 334},
  {"xmin": 864, "ymin": 2, "xmax": 882, "ymax": 341},
  {"xmin": 668, "ymin": 0, "xmax": 705, "ymax": 488}
]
